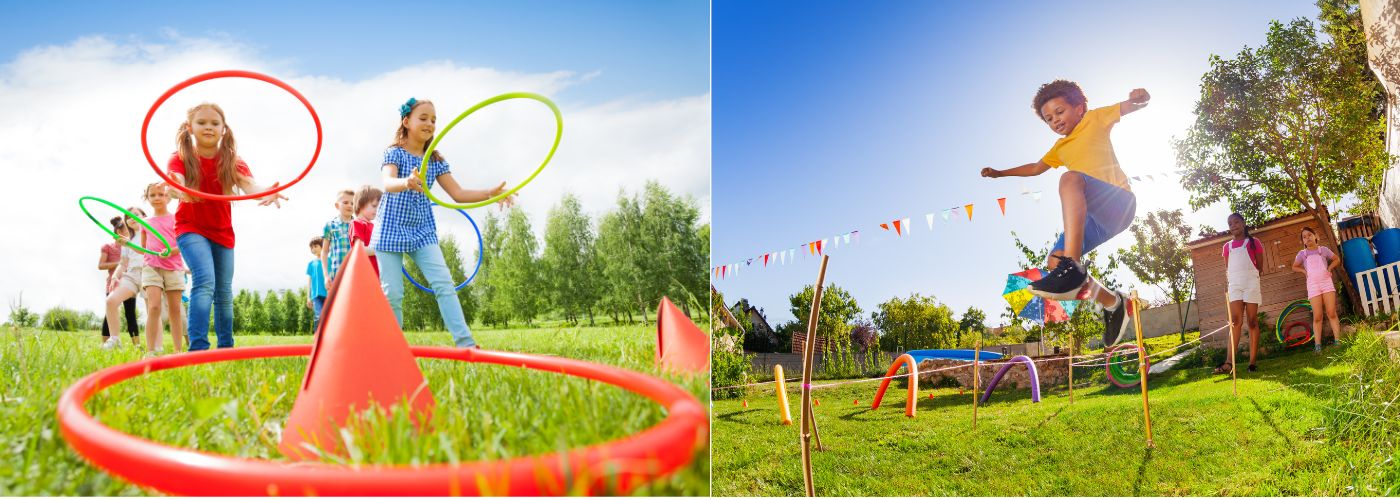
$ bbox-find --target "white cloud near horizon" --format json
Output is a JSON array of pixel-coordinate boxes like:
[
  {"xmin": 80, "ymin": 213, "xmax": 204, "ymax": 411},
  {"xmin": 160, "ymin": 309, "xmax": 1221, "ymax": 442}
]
[{"xmin": 0, "ymin": 35, "xmax": 710, "ymax": 317}]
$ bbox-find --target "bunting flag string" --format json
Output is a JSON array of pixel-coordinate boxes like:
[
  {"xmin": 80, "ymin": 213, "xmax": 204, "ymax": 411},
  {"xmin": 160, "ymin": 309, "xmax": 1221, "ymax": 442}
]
[{"xmin": 712, "ymin": 168, "xmax": 1187, "ymax": 278}]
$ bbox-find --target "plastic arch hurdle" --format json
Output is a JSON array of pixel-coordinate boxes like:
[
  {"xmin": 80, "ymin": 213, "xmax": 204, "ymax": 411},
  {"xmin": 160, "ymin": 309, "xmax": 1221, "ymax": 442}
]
[{"xmin": 870, "ymin": 353, "xmax": 920, "ymax": 417}]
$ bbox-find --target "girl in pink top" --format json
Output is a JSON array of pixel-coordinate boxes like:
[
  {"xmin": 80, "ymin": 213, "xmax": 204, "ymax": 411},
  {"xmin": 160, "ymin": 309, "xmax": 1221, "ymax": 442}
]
[
  {"xmin": 1290, "ymin": 227, "xmax": 1343, "ymax": 352},
  {"xmin": 140, "ymin": 182, "xmax": 186, "ymax": 354}
]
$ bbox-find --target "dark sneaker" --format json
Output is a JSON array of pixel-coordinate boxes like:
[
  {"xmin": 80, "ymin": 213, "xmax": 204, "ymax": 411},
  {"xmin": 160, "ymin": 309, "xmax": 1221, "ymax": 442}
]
[
  {"xmin": 1030, "ymin": 256, "xmax": 1090, "ymax": 300},
  {"xmin": 1101, "ymin": 291, "xmax": 1132, "ymax": 347}
]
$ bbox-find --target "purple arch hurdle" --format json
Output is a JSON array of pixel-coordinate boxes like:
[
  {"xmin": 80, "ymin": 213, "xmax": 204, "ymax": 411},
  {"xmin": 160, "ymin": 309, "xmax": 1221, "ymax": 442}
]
[{"xmin": 980, "ymin": 355, "xmax": 1041, "ymax": 403}]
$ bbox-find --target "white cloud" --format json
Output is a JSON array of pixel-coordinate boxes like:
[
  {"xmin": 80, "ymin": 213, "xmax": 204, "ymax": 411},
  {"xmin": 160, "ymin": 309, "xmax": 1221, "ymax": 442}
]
[{"xmin": 0, "ymin": 35, "xmax": 710, "ymax": 317}]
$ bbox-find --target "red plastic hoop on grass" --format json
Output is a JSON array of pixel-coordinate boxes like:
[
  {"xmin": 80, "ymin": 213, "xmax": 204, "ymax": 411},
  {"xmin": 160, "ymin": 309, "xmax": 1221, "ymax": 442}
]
[
  {"xmin": 141, "ymin": 70, "xmax": 322, "ymax": 201},
  {"xmin": 56, "ymin": 345, "xmax": 707, "ymax": 496}
]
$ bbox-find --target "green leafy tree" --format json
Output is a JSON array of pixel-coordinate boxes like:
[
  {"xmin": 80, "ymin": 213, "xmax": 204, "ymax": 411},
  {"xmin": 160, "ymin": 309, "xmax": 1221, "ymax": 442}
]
[
  {"xmin": 1117, "ymin": 209, "xmax": 1196, "ymax": 342},
  {"xmin": 439, "ymin": 235, "xmax": 476, "ymax": 326},
  {"xmin": 543, "ymin": 194, "xmax": 601, "ymax": 325},
  {"xmin": 1174, "ymin": 17, "xmax": 1391, "ymax": 238},
  {"xmin": 498, "ymin": 207, "xmax": 543, "ymax": 326},
  {"xmin": 474, "ymin": 211, "xmax": 509, "ymax": 327},
  {"xmin": 596, "ymin": 192, "xmax": 647, "ymax": 324},
  {"xmin": 244, "ymin": 290, "xmax": 267, "ymax": 334},
  {"xmin": 873, "ymin": 293, "xmax": 958, "ymax": 352},
  {"xmin": 957, "ymin": 306, "xmax": 986, "ymax": 347},
  {"xmin": 7, "ymin": 293, "xmax": 38, "ymax": 328},
  {"xmin": 786, "ymin": 283, "xmax": 861, "ymax": 353}
]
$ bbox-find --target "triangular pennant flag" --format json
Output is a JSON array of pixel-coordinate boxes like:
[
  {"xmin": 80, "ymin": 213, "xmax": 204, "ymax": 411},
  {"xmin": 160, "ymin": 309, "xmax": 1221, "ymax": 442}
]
[
  {"xmin": 1131, "ymin": 176, "xmax": 1141, "ymax": 181},
  {"xmin": 844, "ymin": 233, "xmax": 851, "ymax": 245},
  {"xmin": 721, "ymin": 265, "xmax": 726, "ymax": 279},
  {"xmin": 901, "ymin": 218, "xmax": 911, "ymax": 234},
  {"xmin": 1145, "ymin": 174, "xmax": 1155, "ymax": 182},
  {"xmin": 926, "ymin": 213, "xmax": 935, "ymax": 230},
  {"xmin": 1032, "ymin": 191, "xmax": 1043, "ymax": 202},
  {"xmin": 779, "ymin": 251, "xmax": 786, "ymax": 266},
  {"xmin": 816, "ymin": 239, "xmax": 824, "ymax": 255},
  {"xmin": 854, "ymin": 231, "xmax": 860, "ymax": 245},
  {"xmin": 1021, "ymin": 186, "xmax": 1030, "ymax": 195},
  {"xmin": 763, "ymin": 253, "xmax": 770, "ymax": 267},
  {"xmin": 941, "ymin": 210, "xmax": 950, "ymax": 222},
  {"xmin": 880, "ymin": 222, "xmax": 890, "ymax": 231},
  {"xmin": 997, "ymin": 197, "xmax": 1007, "ymax": 215},
  {"xmin": 964, "ymin": 204, "xmax": 974, "ymax": 221},
  {"xmin": 893, "ymin": 219, "xmax": 903, "ymax": 236}
]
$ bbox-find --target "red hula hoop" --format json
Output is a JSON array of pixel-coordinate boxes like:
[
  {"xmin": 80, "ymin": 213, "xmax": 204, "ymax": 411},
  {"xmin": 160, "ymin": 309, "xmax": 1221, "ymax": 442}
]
[
  {"xmin": 141, "ymin": 70, "xmax": 322, "ymax": 202},
  {"xmin": 56, "ymin": 345, "xmax": 707, "ymax": 496}
]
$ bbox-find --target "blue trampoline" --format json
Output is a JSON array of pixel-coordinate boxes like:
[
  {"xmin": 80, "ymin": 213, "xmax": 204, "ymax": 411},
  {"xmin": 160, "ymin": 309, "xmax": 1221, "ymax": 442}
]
[{"xmin": 906, "ymin": 349, "xmax": 1004, "ymax": 362}]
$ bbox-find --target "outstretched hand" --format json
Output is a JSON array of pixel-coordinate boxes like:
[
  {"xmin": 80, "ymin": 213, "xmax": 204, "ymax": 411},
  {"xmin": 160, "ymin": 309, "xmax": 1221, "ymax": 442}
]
[
  {"xmin": 980, "ymin": 167, "xmax": 1000, "ymax": 179},
  {"xmin": 491, "ymin": 181, "xmax": 516, "ymax": 210},
  {"xmin": 257, "ymin": 182, "xmax": 288, "ymax": 208}
]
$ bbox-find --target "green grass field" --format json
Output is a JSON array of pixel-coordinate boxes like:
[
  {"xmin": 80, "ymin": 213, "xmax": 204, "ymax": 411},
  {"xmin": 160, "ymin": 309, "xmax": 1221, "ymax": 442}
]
[
  {"xmin": 0, "ymin": 325, "xmax": 709, "ymax": 496},
  {"xmin": 713, "ymin": 338, "xmax": 1391, "ymax": 496}
]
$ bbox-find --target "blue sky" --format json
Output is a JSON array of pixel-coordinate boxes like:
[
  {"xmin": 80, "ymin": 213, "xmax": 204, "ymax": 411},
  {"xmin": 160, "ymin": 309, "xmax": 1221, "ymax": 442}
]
[
  {"xmin": 1, "ymin": 0, "xmax": 709, "ymax": 315},
  {"xmin": 712, "ymin": 0, "xmax": 1321, "ymax": 327},
  {"xmin": 0, "ymin": 0, "xmax": 709, "ymax": 103}
]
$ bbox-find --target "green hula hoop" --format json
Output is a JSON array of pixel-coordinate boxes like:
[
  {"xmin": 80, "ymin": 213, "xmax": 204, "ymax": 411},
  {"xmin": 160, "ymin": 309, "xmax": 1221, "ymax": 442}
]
[
  {"xmin": 418, "ymin": 92, "xmax": 562, "ymax": 210},
  {"xmin": 1275, "ymin": 299, "xmax": 1313, "ymax": 344},
  {"xmin": 79, "ymin": 196, "xmax": 171, "ymax": 258}
]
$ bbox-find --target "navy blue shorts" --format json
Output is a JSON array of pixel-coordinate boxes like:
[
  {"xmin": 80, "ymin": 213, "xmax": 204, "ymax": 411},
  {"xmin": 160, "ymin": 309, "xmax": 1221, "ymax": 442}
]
[{"xmin": 1051, "ymin": 172, "xmax": 1136, "ymax": 255}]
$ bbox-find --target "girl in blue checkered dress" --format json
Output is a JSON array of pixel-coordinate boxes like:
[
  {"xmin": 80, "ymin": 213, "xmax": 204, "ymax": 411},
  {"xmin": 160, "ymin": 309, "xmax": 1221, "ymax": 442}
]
[{"xmin": 370, "ymin": 98, "xmax": 513, "ymax": 348}]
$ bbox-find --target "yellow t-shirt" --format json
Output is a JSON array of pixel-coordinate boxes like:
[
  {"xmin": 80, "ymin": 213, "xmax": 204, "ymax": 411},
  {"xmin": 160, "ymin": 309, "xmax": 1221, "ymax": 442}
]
[{"xmin": 1041, "ymin": 104, "xmax": 1131, "ymax": 191}]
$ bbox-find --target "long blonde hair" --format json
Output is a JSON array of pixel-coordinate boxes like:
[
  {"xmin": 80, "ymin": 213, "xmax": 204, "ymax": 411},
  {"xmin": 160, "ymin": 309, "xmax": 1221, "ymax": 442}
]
[
  {"xmin": 176, "ymin": 103, "xmax": 239, "ymax": 195},
  {"xmin": 390, "ymin": 99, "xmax": 445, "ymax": 163}
]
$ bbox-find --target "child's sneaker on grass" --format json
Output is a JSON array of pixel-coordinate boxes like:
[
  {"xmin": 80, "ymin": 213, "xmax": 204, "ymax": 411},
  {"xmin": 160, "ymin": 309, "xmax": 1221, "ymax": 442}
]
[
  {"xmin": 100, "ymin": 337, "xmax": 120, "ymax": 350},
  {"xmin": 1031, "ymin": 256, "xmax": 1090, "ymax": 300},
  {"xmin": 1101, "ymin": 290, "xmax": 1132, "ymax": 347}
]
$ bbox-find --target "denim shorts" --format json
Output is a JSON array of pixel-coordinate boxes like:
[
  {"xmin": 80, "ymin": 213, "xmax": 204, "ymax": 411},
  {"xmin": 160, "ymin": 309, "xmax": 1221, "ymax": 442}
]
[{"xmin": 1051, "ymin": 172, "xmax": 1137, "ymax": 255}]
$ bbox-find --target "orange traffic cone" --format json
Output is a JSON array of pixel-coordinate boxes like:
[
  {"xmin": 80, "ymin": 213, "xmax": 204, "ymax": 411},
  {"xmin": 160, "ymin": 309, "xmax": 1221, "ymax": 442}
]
[
  {"xmin": 279, "ymin": 244, "xmax": 436, "ymax": 459},
  {"xmin": 656, "ymin": 297, "xmax": 709, "ymax": 374},
  {"xmin": 742, "ymin": 400, "xmax": 748, "ymax": 408},
  {"xmin": 929, "ymin": 393, "xmax": 934, "ymax": 400}
]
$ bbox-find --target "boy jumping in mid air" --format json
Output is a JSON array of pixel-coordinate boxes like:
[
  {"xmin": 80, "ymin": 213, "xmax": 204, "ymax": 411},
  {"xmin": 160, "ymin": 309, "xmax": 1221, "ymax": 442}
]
[{"xmin": 981, "ymin": 80, "xmax": 1149, "ymax": 347}]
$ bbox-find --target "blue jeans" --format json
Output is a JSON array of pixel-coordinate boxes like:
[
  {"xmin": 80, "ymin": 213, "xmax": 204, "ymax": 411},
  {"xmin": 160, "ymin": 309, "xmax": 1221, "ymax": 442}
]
[
  {"xmin": 178, "ymin": 233, "xmax": 235, "ymax": 351},
  {"xmin": 377, "ymin": 244, "xmax": 476, "ymax": 347},
  {"xmin": 311, "ymin": 296, "xmax": 326, "ymax": 333},
  {"xmin": 1052, "ymin": 173, "xmax": 1137, "ymax": 255}
]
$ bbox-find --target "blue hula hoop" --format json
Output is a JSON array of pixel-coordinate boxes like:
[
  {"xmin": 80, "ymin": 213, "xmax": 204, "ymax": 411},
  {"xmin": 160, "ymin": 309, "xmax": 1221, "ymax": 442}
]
[{"xmin": 402, "ymin": 209, "xmax": 484, "ymax": 293}]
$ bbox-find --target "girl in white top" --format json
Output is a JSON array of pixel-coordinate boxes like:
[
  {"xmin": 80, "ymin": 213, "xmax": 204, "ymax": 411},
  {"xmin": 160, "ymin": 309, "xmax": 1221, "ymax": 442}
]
[
  {"xmin": 1221, "ymin": 212, "xmax": 1264, "ymax": 373},
  {"xmin": 102, "ymin": 207, "xmax": 150, "ymax": 349}
]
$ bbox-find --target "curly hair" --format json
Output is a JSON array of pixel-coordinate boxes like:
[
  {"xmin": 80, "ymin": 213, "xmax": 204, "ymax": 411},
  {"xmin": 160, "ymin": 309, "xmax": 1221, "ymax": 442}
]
[{"xmin": 1032, "ymin": 79, "xmax": 1087, "ymax": 116}]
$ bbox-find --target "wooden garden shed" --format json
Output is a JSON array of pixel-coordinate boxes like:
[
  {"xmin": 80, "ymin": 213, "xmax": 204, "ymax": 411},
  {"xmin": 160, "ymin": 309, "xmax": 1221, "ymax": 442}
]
[{"xmin": 1187, "ymin": 210, "xmax": 1340, "ymax": 348}]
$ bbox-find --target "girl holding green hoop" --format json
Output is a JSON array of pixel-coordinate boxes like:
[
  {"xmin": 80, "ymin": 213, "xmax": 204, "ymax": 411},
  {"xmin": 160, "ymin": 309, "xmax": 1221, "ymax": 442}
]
[
  {"xmin": 97, "ymin": 216, "xmax": 140, "ymax": 349},
  {"xmin": 168, "ymin": 103, "xmax": 288, "ymax": 351},
  {"xmin": 103, "ymin": 208, "xmax": 149, "ymax": 350},
  {"xmin": 372, "ymin": 98, "xmax": 513, "ymax": 348}
]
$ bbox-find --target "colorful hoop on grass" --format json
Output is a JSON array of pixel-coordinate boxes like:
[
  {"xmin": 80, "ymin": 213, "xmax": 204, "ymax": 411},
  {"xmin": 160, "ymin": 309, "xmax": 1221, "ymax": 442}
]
[
  {"xmin": 1275, "ymin": 299, "xmax": 1314, "ymax": 346},
  {"xmin": 418, "ymin": 92, "xmax": 562, "ymax": 209},
  {"xmin": 402, "ymin": 209, "xmax": 484, "ymax": 293},
  {"xmin": 56, "ymin": 345, "xmax": 707, "ymax": 496},
  {"xmin": 1106, "ymin": 343, "xmax": 1149, "ymax": 388},
  {"xmin": 141, "ymin": 70, "xmax": 322, "ymax": 201},
  {"xmin": 78, "ymin": 196, "xmax": 171, "ymax": 257}
]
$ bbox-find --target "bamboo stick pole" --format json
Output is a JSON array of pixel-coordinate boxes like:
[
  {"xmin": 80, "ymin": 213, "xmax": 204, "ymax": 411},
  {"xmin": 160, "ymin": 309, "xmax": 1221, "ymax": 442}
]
[
  {"xmin": 1068, "ymin": 339, "xmax": 1074, "ymax": 403},
  {"xmin": 799, "ymin": 255, "xmax": 830, "ymax": 497},
  {"xmin": 1130, "ymin": 290, "xmax": 1155, "ymax": 448},
  {"xmin": 972, "ymin": 333, "xmax": 981, "ymax": 430},
  {"xmin": 1224, "ymin": 291, "xmax": 1238, "ymax": 397}
]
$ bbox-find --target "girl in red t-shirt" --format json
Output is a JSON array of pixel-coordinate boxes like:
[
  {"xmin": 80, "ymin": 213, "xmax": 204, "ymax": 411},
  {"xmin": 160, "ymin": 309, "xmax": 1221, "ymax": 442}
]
[{"xmin": 165, "ymin": 103, "xmax": 287, "ymax": 351}]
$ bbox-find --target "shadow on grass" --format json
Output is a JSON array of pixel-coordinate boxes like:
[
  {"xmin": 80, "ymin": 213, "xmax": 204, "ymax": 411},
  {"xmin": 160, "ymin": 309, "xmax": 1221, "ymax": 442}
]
[
  {"xmin": 1248, "ymin": 396, "xmax": 1295, "ymax": 450},
  {"xmin": 1133, "ymin": 447, "xmax": 1154, "ymax": 496},
  {"xmin": 1033, "ymin": 403, "xmax": 1068, "ymax": 431},
  {"xmin": 716, "ymin": 408, "xmax": 764, "ymax": 424}
]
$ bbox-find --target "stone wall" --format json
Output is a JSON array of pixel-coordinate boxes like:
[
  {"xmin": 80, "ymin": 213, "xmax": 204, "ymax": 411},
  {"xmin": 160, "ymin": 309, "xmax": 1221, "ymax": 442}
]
[{"xmin": 915, "ymin": 354, "xmax": 1072, "ymax": 391}]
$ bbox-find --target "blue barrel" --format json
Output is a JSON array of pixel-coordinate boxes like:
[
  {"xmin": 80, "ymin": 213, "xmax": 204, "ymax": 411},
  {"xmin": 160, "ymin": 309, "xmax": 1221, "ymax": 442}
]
[
  {"xmin": 1342, "ymin": 237, "xmax": 1379, "ymax": 301},
  {"xmin": 1374, "ymin": 228, "xmax": 1400, "ymax": 265}
]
